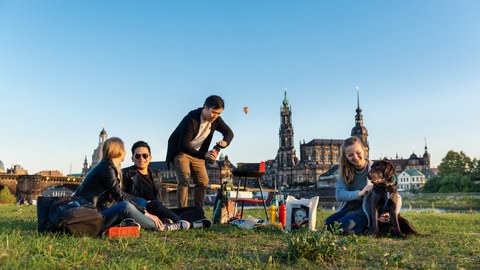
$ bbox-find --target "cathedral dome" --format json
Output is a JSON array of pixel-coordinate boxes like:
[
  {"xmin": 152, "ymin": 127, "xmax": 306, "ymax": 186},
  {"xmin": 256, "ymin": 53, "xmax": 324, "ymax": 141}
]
[
  {"xmin": 351, "ymin": 125, "xmax": 368, "ymax": 136},
  {"xmin": 409, "ymin": 153, "xmax": 418, "ymax": 159},
  {"xmin": 0, "ymin": 160, "xmax": 5, "ymax": 172},
  {"xmin": 100, "ymin": 128, "xmax": 107, "ymax": 137}
]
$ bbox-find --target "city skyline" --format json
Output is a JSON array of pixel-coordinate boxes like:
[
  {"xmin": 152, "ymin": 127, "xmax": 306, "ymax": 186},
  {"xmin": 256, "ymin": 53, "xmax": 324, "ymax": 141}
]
[{"xmin": 1, "ymin": 1, "xmax": 479, "ymax": 174}]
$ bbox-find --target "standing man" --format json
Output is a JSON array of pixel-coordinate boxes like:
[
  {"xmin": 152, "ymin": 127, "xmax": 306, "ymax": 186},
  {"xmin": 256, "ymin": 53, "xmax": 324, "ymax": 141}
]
[
  {"xmin": 166, "ymin": 95, "xmax": 234, "ymax": 208},
  {"xmin": 123, "ymin": 141, "xmax": 211, "ymax": 229}
]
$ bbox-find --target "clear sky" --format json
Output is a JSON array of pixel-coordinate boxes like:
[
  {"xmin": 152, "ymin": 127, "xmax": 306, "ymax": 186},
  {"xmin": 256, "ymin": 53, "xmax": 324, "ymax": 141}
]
[{"xmin": 1, "ymin": 1, "xmax": 479, "ymax": 175}]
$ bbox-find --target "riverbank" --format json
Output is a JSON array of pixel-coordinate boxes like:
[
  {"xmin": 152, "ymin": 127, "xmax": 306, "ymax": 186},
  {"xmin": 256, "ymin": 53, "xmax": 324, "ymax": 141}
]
[{"xmin": 400, "ymin": 192, "xmax": 480, "ymax": 212}]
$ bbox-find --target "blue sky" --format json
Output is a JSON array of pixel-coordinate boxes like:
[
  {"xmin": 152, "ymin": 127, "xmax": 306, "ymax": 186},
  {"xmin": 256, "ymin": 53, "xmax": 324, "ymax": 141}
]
[{"xmin": 1, "ymin": 1, "xmax": 479, "ymax": 175}]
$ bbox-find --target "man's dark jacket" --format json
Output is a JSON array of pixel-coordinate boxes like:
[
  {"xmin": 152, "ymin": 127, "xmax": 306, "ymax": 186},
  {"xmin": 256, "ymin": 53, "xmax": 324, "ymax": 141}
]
[
  {"xmin": 166, "ymin": 107, "xmax": 234, "ymax": 168},
  {"xmin": 122, "ymin": 165, "xmax": 162, "ymax": 202}
]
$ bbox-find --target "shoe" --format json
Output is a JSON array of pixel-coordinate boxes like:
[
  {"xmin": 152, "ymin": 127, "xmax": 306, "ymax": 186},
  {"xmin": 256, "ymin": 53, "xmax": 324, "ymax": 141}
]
[
  {"xmin": 162, "ymin": 218, "xmax": 173, "ymax": 225},
  {"xmin": 192, "ymin": 218, "xmax": 213, "ymax": 229},
  {"xmin": 164, "ymin": 220, "xmax": 190, "ymax": 231}
]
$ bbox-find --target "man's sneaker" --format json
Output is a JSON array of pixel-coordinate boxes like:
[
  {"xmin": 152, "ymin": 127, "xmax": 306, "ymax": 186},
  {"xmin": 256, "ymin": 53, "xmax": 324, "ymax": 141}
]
[
  {"xmin": 162, "ymin": 218, "xmax": 173, "ymax": 225},
  {"xmin": 164, "ymin": 220, "xmax": 190, "ymax": 231},
  {"xmin": 192, "ymin": 218, "xmax": 213, "ymax": 229}
]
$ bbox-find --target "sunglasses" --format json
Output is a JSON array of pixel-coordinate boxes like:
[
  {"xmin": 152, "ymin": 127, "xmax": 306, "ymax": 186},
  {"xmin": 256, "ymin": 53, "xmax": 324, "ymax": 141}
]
[{"xmin": 134, "ymin": 153, "xmax": 149, "ymax": 160}]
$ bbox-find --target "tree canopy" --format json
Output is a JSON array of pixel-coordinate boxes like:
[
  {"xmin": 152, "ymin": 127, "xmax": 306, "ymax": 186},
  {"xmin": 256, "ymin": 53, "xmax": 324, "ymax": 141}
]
[{"xmin": 423, "ymin": 151, "xmax": 480, "ymax": 193}]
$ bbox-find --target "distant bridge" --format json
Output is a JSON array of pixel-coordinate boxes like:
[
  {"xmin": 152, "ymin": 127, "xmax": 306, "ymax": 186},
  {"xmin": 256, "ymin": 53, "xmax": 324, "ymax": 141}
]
[{"xmin": 0, "ymin": 174, "xmax": 83, "ymax": 202}]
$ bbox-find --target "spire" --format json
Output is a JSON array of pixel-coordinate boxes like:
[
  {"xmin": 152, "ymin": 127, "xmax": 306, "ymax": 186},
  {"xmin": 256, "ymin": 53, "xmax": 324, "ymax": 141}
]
[
  {"xmin": 355, "ymin": 86, "xmax": 362, "ymax": 124},
  {"xmin": 282, "ymin": 88, "xmax": 289, "ymax": 106},
  {"xmin": 423, "ymin": 137, "xmax": 431, "ymax": 168},
  {"xmin": 351, "ymin": 86, "xmax": 369, "ymax": 157},
  {"xmin": 82, "ymin": 155, "xmax": 89, "ymax": 176}
]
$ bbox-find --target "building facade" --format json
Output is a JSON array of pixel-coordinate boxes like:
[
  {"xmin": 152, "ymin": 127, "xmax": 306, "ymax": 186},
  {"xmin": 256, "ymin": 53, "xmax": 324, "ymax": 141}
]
[
  {"xmin": 380, "ymin": 140, "xmax": 436, "ymax": 179},
  {"xmin": 397, "ymin": 169, "xmax": 426, "ymax": 191},
  {"xmin": 265, "ymin": 90, "xmax": 369, "ymax": 188}
]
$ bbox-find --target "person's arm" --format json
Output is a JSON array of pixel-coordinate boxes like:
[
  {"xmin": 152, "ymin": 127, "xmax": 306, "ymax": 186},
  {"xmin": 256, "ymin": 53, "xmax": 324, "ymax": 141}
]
[
  {"xmin": 103, "ymin": 165, "xmax": 126, "ymax": 202},
  {"xmin": 358, "ymin": 180, "xmax": 373, "ymax": 197},
  {"xmin": 336, "ymin": 176, "xmax": 366, "ymax": 202},
  {"xmin": 214, "ymin": 117, "xmax": 234, "ymax": 147},
  {"xmin": 103, "ymin": 165, "xmax": 146, "ymax": 212},
  {"xmin": 144, "ymin": 211, "xmax": 164, "ymax": 230}
]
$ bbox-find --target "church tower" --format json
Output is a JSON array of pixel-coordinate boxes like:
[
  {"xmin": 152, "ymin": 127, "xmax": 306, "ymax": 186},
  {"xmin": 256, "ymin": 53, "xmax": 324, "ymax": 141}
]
[
  {"xmin": 350, "ymin": 89, "xmax": 369, "ymax": 157},
  {"xmin": 276, "ymin": 90, "xmax": 298, "ymax": 185},
  {"xmin": 99, "ymin": 127, "xmax": 107, "ymax": 144},
  {"xmin": 423, "ymin": 138, "xmax": 431, "ymax": 168},
  {"xmin": 91, "ymin": 128, "xmax": 108, "ymax": 168},
  {"xmin": 81, "ymin": 156, "xmax": 89, "ymax": 176}
]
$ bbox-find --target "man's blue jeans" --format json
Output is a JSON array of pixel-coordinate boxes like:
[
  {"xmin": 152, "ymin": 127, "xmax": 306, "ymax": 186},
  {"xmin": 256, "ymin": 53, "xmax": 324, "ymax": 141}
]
[
  {"xmin": 101, "ymin": 200, "xmax": 157, "ymax": 230},
  {"xmin": 325, "ymin": 209, "xmax": 368, "ymax": 234}
]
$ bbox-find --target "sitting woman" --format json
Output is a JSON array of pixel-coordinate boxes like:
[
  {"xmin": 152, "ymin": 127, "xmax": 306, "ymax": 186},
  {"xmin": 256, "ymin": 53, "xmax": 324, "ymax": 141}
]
[
  {"xmin": 74, "ymin": 137, "xmax": 189, "ymax": 231},
  {"xmin": 325, "ymin": 136, "xmax": 393, "ymax": 234}
]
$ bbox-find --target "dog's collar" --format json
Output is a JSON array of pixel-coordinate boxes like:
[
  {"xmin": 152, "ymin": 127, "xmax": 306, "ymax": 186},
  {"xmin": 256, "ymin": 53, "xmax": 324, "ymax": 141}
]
[
  {"xmin": 392, "ymin": 175, "xmax": 398, "ymax": 185},
  {"xmin": 382, "ymin": 192, "xmax": 391, "ymax": 212}
]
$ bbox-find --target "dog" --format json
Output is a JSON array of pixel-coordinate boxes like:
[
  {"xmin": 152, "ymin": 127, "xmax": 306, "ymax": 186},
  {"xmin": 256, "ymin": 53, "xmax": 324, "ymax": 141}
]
[{"xmin": 367, "ymin": 160, "xmax": 418, "ymax": 237}]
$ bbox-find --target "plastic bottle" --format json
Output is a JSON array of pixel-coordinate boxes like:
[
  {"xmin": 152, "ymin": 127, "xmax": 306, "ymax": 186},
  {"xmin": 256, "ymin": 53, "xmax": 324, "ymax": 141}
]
[
  {"xmin": 268, "ymin": 204, "xmax": 277, "ymax": 223},
  {"xmin": 207, "ymin": 145, "xmax": 221, "ymax": 164},
  {"xmin": 271, "ymin": 195, "xmax": 277, "ymax": 207},
  {"xmin": 278, "ymin": 202, "xmax": 286, "ymax": 228}
]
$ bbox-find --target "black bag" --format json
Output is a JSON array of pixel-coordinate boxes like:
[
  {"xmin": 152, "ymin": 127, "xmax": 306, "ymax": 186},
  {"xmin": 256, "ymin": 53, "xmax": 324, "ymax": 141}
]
[{"xmin": 37, "ymin": 196, "xmax": 104, "ymax": 237}]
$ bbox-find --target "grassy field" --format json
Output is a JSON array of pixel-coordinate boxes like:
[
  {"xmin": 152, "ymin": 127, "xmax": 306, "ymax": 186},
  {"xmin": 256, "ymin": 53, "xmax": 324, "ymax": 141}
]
[{"xmin": 0, "ymin": 204, "xmax": 479, "ymax": 269}]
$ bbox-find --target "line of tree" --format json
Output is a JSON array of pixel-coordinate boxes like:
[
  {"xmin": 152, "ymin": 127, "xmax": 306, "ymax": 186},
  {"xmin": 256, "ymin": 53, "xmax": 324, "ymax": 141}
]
[{"xmin": 423, "ymin": 150, "xmax": 480, "ymax": 193}]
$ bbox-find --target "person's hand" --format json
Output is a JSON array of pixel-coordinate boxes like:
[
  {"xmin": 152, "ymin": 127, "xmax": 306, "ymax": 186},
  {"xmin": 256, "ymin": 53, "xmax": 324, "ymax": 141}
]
[
  {"xmin": 358, "ymin": 180, "xmax": 373, "ymax": 197},
  {"xmin": 216, "ymin": 140, "xmax": 228, "ymax": 148},
  {"xmin": 379, "ymin": 213, "xmax": 390, "ymax": 223},
  {"xmin": 144, "ymin": 211, "xmax": 164, "ymax": 230},
  {"xmin": 205, "ymin": 150, "xmax": 218, "ymax": 160}
]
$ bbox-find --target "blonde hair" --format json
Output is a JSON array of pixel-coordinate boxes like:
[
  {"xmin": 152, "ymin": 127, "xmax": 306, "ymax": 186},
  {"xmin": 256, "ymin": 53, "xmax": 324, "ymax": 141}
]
[
  {"xmin": 102, "ymin": 137, "xmax": 125, "ymax": 186},
  {"xmin": 102, "ymin": 137, "xmax": 126, "ymax": 160},
  {"xmin": 339, "ymin": 136, "xmax": 366, "ymax": 184}
]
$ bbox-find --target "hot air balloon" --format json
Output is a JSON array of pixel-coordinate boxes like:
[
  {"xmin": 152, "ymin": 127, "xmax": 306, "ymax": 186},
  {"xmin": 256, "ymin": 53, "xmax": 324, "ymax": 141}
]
[{"xmin": 243, "ymin": 106, "xmax": 250, "ymax": 114}]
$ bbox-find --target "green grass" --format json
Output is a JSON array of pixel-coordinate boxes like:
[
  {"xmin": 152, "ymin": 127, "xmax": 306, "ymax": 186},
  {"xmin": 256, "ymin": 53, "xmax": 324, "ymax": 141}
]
[{"xmin": 0, "ymin": 204, "xmax": 479, "ymax": 269}]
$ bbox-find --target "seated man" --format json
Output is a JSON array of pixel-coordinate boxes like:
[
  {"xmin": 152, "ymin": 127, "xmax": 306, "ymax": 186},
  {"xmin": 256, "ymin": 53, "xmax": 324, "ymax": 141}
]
[{"xmin": 122, "ymin": 141, "xmax": 212, "ymax": 229}]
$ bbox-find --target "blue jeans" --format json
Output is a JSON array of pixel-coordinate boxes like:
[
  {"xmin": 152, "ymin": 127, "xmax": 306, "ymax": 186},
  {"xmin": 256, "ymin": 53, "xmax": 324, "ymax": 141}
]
[
  {"xmin": 325, "ymin": 209, "xmax": 368, "ymax": 234},
  {"xmin": 101, "ymin": 201, "xmax": 158, "ymax": 230}
]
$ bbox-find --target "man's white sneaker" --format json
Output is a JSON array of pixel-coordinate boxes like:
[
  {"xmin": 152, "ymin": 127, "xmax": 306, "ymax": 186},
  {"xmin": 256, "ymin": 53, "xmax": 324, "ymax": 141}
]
[{"xmin": 164, "ymin": 220, "xmax": 190, "ymax": 231}]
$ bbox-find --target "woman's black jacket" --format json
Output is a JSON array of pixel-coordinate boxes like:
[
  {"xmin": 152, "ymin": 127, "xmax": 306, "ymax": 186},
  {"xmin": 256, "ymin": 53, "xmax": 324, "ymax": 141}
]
[{"xmin": 74, "ymin": 158, "xmax": 144, "ymax": 212}]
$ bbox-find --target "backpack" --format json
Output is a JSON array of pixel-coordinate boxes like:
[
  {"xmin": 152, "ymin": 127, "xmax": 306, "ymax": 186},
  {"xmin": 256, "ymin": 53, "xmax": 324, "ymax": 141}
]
[{"xmin": 37, "ymin": 196, "xmax": 104, "ymax": 237}]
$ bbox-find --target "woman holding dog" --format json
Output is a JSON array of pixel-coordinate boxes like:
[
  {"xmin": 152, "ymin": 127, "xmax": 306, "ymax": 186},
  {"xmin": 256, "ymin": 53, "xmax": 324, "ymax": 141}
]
[
  {"xmin": 325, "ymin": 136, "xmax": 388, "ymax": 234},
  {"xmin": 74, "ymin": 137, "xmax": 189, "ymax": 231}
]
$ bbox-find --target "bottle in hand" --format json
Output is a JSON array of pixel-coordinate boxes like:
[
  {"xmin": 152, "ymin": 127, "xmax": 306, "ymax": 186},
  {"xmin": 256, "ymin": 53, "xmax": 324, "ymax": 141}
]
[{"xmin": 207, "ymin": 145, "xmax": 221, "ymax": 164}]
